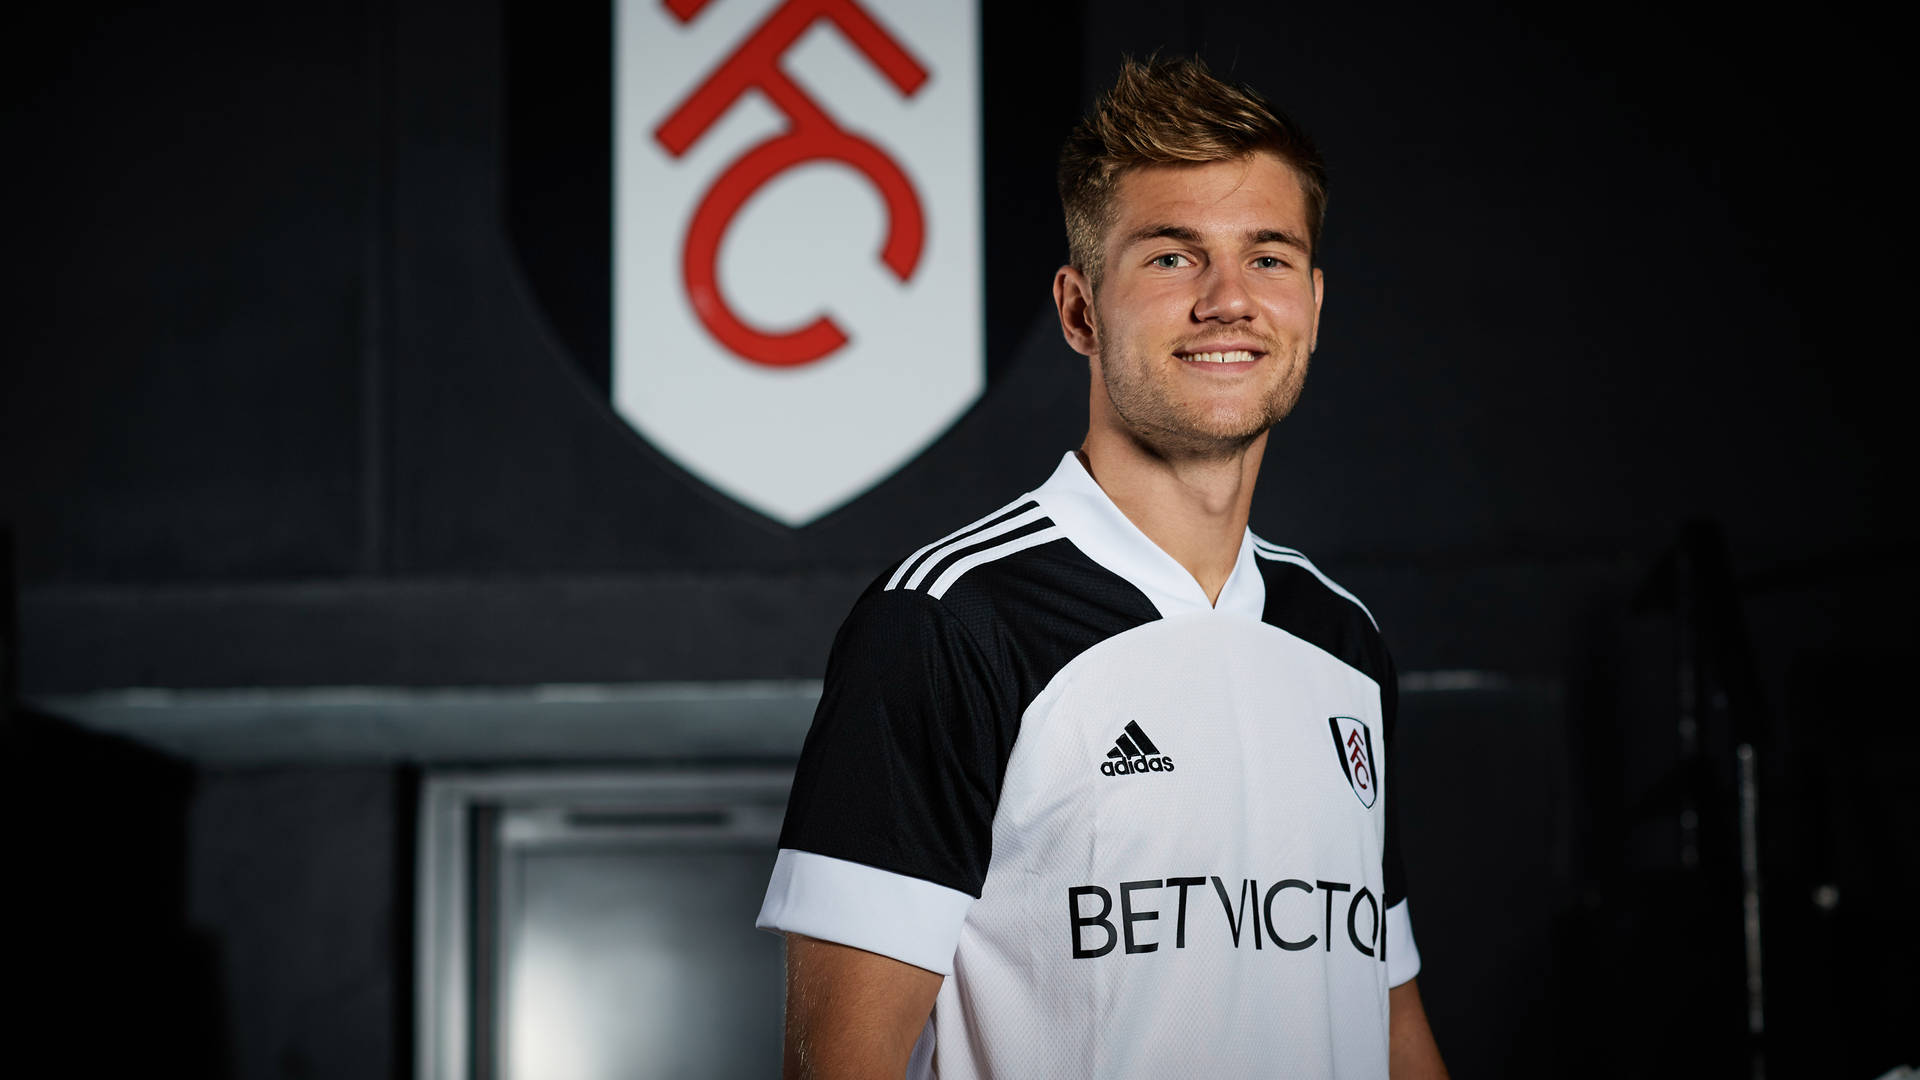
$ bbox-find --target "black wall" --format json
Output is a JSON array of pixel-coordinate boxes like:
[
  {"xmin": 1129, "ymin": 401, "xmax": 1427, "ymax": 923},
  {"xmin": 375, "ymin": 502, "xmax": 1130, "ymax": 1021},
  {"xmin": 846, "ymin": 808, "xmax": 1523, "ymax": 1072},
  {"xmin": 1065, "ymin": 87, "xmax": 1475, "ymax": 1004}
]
[
  {"xmin": 11, "ymin": 3, "xmax": 1908, "ymax": 596},
  {"xmin": 7, "ymin": 2, "xmax": 1913, "ymax": 1077}
]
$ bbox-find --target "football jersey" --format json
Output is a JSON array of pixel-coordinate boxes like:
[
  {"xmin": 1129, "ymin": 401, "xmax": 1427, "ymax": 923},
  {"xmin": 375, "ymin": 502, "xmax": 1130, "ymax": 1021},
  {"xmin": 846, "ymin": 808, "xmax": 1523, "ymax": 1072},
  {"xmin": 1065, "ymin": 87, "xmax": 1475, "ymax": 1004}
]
[{"xmin": 758, "ymin": 452, "xmax": 1420, "ymax": 1078}]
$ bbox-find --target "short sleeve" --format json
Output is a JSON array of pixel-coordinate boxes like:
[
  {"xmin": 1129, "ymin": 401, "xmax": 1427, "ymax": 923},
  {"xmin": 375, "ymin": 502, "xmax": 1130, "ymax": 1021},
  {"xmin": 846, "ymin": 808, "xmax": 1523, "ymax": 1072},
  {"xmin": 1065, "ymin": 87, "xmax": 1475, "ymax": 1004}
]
[
  {"xmin": 1380, "ymin": 647, "xmax": 1422, "ymax": 986},
  {"xmin": 1382, "ymin": 647, "xmax": 1408, "ymax": 910},
  {"xmin": 756, "ymin": 584, "xmax": 1016, "ymax": 974}
]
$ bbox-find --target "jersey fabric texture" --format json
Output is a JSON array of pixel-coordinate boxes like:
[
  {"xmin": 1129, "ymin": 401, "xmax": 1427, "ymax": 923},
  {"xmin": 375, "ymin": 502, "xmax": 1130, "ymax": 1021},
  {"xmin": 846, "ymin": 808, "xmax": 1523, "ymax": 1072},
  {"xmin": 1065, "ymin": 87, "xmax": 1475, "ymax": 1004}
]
[{"xmin": 758, "ymin": 453, "xmax": 1421, "ymax": 1079}]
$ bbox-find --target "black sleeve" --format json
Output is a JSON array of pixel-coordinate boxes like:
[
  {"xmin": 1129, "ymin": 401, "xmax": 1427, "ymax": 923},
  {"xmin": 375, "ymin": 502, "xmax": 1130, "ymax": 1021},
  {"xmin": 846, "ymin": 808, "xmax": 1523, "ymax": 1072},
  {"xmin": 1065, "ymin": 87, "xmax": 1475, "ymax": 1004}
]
[
  {"xmin": 1381, "ymin": 645, "xmax": 1410, "ymax": 908},
  {"xmin": 777, "ymin": 583, "xmax": 1017, "ymax": 898}
]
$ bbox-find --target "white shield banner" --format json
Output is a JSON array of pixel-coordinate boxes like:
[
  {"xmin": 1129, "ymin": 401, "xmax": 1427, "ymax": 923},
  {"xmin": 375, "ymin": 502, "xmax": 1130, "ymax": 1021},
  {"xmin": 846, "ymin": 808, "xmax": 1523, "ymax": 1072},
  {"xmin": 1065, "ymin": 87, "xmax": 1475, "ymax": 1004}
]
[{"xmin": 614, "ymin": 0, "xmax": 984, "ymax": 525}]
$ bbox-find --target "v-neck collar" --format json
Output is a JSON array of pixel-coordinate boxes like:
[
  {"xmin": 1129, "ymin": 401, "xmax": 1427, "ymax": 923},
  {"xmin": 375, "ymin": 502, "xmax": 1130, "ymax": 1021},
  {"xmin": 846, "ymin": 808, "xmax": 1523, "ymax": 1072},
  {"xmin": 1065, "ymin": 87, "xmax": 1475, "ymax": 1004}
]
[{"xmin": 1029, "ymin": 452, "xmax": 1265, "ymax": 620}]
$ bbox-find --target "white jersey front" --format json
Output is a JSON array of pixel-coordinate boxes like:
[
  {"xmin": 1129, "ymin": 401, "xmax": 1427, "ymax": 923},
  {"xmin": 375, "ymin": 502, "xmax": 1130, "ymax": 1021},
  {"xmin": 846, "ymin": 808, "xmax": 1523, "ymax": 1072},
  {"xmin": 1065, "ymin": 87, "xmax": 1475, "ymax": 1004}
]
[{"xmin": 759, "ymin": 453, "xmax": 1421, "ymax": 1078}]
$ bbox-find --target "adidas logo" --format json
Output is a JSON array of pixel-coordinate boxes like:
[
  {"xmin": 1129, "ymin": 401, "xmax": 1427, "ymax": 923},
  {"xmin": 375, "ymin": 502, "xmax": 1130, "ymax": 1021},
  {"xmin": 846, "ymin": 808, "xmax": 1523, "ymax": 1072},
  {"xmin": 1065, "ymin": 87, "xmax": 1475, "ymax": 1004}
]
[{"xmin": 1099, "ymin": 721, "xmax": 1175, "ymax": 776}]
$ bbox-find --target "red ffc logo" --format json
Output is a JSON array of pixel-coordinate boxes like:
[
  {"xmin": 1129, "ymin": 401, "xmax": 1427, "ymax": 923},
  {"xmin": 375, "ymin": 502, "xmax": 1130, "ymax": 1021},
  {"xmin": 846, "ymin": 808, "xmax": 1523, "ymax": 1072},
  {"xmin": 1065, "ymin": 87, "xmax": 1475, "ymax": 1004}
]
[
  {"xmin": 1327, "ymin": 716, "xmax": 1379, "ymax": 809},
  {"xmin": 614, "ymin": 0, "xmax": 985, "ymax": 526},
  {"xmin": 653, "ymin": 0, "xmax": 929, "ymax": 369}
]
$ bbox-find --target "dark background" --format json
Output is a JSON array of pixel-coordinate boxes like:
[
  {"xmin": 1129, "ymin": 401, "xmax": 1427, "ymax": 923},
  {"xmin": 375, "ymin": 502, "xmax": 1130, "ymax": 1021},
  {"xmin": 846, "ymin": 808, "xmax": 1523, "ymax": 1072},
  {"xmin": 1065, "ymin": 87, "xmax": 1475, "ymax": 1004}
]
[{"xmin": 5, "ymin": 1, "xmax": 1913, "ymax": 1077}]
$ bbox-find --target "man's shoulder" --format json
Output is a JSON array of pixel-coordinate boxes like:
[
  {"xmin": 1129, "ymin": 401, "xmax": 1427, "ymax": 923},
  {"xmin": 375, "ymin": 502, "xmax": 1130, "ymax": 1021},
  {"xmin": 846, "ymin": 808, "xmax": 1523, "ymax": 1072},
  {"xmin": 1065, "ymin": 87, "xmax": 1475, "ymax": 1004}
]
[
  {"xmin": 1248, "ymin": 535, "xmax": 1378, "ymax": 630},
  {"xmin": 824, "ymin": 492, "xmax": 1163, "ymax": 723},
  {"xmin": 837, "ymin": 491, "xmax": 1160, "ymax": 660},
  {"xmin": 1248, "ymin": 534, "xmax": 1392, "ymax": 683},
  {"xmin": 872, "ymin": 492, "xmax": 1064, "ymax": 605}
]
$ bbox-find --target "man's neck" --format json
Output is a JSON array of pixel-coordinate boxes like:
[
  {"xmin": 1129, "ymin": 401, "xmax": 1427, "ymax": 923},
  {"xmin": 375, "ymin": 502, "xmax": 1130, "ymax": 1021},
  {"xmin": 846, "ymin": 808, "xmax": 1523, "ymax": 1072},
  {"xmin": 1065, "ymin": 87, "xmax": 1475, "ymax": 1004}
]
[{"xmin": 1077, "ymin": 428, "xmax": 1266, "ymax": 606}]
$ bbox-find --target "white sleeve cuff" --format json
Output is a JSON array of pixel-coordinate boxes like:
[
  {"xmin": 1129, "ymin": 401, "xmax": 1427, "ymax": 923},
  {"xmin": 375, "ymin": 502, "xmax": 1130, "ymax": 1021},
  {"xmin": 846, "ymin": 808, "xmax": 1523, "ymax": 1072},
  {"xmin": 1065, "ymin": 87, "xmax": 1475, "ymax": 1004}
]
[
  {"xmin": 756, "ymin": 849, "xmax": 976, "ymax": 976},
  {"xmin": 1385, "ymin": 897, "xmax": 1422, "ymax": 986}
]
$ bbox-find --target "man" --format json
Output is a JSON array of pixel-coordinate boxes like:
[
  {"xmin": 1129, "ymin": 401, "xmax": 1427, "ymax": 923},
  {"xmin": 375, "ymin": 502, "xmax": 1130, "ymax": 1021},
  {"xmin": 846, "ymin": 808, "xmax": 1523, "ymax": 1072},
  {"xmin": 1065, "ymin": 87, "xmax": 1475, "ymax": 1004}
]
[{"xmin": 758, "ymin": 56, "xmax": 1448, "ymax": 1078}]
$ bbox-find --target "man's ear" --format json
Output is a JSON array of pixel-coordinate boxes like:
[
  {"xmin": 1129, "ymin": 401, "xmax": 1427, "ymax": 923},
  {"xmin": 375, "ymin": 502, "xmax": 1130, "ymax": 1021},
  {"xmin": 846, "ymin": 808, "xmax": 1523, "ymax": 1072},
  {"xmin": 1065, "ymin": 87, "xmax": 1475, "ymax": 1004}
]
[
  {"xmin": 1308, "ymin": 265, "xmax": 1324, "ymax": 353},
  {"xmin": 1053, "ymin": 265, "xmax": 1098, "ymax": 358}
]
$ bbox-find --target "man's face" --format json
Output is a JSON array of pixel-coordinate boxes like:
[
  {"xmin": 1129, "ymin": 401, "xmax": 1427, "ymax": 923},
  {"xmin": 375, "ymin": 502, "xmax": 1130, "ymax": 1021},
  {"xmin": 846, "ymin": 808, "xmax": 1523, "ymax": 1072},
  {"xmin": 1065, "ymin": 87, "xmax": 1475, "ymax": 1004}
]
[{"xmin": 1069, "ymin": 152, "xmax": 1324, "ymax": 457}]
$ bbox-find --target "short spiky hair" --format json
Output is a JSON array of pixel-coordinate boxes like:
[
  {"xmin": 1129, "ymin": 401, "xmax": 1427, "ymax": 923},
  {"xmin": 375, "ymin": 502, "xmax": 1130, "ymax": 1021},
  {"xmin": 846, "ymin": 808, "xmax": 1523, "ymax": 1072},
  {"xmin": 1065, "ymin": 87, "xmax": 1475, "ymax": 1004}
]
[{"xmin": 1058, "ymin": 55, "xmax": 1327, "ymax": 289}]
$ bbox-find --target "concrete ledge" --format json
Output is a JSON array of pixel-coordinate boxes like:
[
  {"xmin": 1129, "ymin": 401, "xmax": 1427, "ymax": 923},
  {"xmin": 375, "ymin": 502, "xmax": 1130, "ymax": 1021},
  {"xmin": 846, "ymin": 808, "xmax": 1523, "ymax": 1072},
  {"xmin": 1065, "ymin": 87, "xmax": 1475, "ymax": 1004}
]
[{"xmin": 30, "ymin": 680, "xmax": 824, "ymax": 765}]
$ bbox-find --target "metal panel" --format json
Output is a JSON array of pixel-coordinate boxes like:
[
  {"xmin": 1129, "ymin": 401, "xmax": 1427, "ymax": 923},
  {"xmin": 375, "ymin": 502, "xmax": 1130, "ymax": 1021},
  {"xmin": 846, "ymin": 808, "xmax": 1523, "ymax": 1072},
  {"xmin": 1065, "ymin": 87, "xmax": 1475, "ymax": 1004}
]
[{"xmin": 418, "ymin": 769, "xmax": 792, "ymax": 1080}]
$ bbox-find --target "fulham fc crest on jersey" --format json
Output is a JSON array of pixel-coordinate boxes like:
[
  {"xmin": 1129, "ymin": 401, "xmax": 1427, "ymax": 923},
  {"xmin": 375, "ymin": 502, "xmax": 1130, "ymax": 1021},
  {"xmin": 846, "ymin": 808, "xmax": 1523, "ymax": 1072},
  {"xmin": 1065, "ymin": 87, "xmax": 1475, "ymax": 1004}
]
[{"xmin": 1328, "ymin": 716, "xmax": 1378, "ymax": 809}]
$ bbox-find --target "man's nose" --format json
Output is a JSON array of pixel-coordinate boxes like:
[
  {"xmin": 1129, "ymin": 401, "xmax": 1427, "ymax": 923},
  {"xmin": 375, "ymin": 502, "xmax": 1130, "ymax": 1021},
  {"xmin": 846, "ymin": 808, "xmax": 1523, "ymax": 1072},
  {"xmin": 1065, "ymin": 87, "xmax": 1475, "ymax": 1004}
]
[{"xmin": 1193, "ymin": 264, "xmax": 1253, "ymax": 322}]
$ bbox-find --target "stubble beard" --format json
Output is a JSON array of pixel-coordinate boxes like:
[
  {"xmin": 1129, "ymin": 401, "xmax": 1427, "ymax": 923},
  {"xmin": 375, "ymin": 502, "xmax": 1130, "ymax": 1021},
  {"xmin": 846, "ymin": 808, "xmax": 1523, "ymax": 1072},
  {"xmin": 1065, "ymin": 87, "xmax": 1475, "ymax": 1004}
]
[{"xmin": 1094, "ymin": 313, "xmax": 1312, "ymax": 460}]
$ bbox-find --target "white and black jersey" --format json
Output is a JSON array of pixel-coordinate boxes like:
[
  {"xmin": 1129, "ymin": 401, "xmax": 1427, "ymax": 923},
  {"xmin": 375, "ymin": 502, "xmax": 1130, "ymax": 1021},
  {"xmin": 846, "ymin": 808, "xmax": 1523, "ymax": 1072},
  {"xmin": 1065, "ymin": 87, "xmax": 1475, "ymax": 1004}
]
[{"xmin": 759, "ymin": 453, "xmax": 1421, "ymax": 1079}]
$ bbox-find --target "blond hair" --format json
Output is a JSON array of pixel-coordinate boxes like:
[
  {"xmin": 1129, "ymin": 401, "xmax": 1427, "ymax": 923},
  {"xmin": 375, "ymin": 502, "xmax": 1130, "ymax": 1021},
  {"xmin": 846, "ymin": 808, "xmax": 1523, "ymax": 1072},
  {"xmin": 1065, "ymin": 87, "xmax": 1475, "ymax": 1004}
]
[{"xmin": 1058, "ymin": 55, "xmax": 1327, "ymax": 289}]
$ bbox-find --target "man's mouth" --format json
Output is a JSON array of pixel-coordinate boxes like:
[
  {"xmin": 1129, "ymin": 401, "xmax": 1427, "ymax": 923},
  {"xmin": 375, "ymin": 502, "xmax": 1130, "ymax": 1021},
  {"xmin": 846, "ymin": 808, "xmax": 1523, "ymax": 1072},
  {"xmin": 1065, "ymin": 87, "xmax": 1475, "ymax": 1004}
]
[{"xmin": 1177, "ymin": 349, "xmax": 1261, "ymax": 364}]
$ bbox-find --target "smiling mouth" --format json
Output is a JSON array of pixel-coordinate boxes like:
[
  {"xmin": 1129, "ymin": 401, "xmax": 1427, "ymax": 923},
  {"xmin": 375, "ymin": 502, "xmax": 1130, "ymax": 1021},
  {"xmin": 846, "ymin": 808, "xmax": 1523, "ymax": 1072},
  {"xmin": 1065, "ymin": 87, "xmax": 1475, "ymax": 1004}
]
[{"xmin": 1178, "ymin": 349, "xmax": 1260, "ymax": 364}]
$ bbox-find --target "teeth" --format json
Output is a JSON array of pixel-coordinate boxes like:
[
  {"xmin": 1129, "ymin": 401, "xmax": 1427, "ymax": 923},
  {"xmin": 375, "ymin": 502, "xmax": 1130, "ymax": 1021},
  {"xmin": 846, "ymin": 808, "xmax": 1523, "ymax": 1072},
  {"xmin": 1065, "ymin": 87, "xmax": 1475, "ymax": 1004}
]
[{"xmin": 1184, "ymin": 350, "xmax": 1255, "ymax": 363}]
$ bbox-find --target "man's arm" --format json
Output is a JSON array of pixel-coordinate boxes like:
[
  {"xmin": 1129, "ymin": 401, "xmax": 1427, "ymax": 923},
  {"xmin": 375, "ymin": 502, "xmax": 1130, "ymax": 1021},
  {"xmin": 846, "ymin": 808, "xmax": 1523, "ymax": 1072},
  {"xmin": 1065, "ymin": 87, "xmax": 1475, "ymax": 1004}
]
[
  {"xmin": 784, "ymin": 933, "xmax": 944, "ymax": 1080},
  {"xmin": 1389, "ymin": 978, "xmax": 1449, "ymax": 1079}
]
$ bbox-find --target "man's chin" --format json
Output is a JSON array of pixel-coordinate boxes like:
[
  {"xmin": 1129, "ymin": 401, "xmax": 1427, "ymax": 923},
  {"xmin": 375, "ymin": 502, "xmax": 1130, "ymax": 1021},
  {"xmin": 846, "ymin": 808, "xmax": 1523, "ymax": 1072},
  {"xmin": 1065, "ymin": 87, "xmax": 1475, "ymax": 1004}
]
[
  {"xmin": 1184, "ymin": 402, "xmax": 1293, "ymax": 443},
  {"xmin": 1134, "ymin": 417, "xmax": 1272, "ymax": 459}
]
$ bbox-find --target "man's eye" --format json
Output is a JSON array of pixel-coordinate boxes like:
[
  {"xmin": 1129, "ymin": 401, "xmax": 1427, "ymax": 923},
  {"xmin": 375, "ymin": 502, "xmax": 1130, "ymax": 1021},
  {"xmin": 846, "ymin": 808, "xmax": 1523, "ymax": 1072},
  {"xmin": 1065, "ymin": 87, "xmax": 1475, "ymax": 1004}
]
[
  {"xmin": 1253, "ymin": 256, "xmax": 1288, "ymax": 270},
  {"xmin": 1151, "ymin": 254, "xmax": 1189, "ymax": 269}
]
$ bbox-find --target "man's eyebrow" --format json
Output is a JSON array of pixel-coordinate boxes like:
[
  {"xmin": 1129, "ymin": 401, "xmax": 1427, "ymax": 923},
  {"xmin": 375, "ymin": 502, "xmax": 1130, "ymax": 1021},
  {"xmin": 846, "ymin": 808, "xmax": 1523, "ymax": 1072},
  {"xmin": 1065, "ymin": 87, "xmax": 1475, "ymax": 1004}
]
[
  {"xmin": 1121, "ymin": 223, "xmax": 1310, "ymax": 252},
  {"xmin": 1122, "ymin": 223, "xmax": 1203, "ymax": 247},
  {"xmin": 1248, "ymin": 227, "xmax": 1309, "ymax": 252}
]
